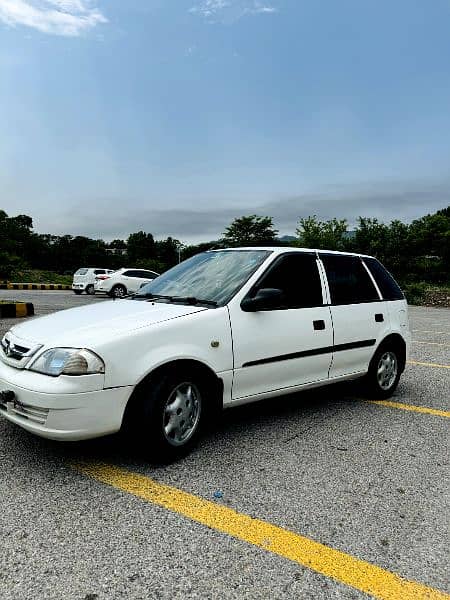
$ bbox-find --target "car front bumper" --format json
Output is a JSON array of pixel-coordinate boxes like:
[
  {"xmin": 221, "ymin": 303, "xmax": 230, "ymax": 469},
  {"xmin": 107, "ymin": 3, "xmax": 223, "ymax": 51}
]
[{"xmin": 0, "ymin": 375, "xmax": 133, "ymax": 441}]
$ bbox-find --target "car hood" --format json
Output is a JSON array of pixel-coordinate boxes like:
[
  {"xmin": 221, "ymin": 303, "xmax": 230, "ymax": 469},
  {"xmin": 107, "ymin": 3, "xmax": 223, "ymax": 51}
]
[{"xmin": 10, "ymin": 299, "xmax": 207, "ymax": 347}]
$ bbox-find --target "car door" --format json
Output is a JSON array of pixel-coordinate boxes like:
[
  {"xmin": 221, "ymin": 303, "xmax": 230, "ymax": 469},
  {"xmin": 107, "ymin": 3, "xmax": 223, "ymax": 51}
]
[
  {"xmin": 319, "ymin": 254, "xmax": 387, "ymax": 378},
  {"xmin": 120, "ymin": 270, "xmax": 142, "ymax": 293},
  {"xmin": 229, "ymin": 253, "xmax": 333, "ymax": 400}
]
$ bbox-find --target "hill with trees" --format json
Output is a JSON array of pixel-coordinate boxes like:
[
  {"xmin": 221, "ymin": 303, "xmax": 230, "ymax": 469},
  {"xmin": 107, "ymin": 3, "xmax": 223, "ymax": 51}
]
[{"xmin": 1, "ymin": 206, "xmax": 448, "ymax": 303}]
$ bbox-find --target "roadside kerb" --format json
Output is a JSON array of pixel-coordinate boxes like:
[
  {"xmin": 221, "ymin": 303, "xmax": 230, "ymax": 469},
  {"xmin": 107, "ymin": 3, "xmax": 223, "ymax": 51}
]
[
  {"xmin": 0, "ymin": 302, "xmax": 34, "ymax": 318},
  {"xmin": 0, "ymin": 283, "xmax": 71, "ymax": 291}
]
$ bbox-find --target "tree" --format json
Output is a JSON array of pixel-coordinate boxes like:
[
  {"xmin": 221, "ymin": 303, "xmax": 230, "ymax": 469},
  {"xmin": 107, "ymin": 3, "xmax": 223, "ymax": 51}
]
[
  {"xmin": 155, "ymin": 237, "xmax": 180, "ymax": 267},
  {"xmin": 296, "ymin": 216, "xmax": 348, "ymax": 250},
  {"xmin": 126, "ymin": 231, "xmax": 155, "ymax": 262},
  {"xmin": 351, "ymin": 217, "xmax": 390, "ymax": 259},
  {"xmin": 222, "ymin": 215, "xmax": 278, "ymax": 247}
]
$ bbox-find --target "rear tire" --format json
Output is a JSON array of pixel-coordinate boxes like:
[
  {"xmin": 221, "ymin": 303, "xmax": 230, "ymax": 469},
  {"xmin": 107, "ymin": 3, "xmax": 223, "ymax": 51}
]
[
  {"xmin": 110, "ymin": 284, "xmax": 127, "ymax": 298},
  {"xmin": 123, "ymin": 367, "xmax": 211, "ymax": 463},
  {"xmin": 86, "ymin": 284, "xmax": 95, "ymax": 295},
  {"xmin": 363, "ymin": 344, "xmax": 401, "ymax": 399}
]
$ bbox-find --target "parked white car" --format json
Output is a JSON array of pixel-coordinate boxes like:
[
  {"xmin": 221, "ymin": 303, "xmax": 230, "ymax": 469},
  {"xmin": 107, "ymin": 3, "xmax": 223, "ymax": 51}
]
[
  {"xmin": 72, "ymin": 268, "xmax": 114, "ymax": 295},
  {"xmin": 0, "ymin": 248, "xmax": 410, "ymax": 462},
  {"xmin": 94, "ymin": 268, "xmax": 160, "ymax": 298}
]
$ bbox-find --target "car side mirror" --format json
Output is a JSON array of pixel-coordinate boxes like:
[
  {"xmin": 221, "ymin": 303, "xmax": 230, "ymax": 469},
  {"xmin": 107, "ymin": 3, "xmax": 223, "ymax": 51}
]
[{"xmin": 241, "ymin": 288, "xmax": 284, "ymax": 312}]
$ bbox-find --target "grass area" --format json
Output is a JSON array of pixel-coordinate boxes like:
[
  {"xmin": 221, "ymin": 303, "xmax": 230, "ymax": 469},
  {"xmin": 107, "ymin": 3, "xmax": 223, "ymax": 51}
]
[
  {"xmin": 9, "ymin": 269, "xmax": 72, "ymax": 285},
  {"xmin": 402, "ymin": 282, "xmax": 450, "ymax": 306}
]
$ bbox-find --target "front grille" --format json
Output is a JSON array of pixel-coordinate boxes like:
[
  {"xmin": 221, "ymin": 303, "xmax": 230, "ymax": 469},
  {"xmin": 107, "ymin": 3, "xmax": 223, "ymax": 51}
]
[
  {"xmin": 0, "ymin": 333, "xmax": 42, "ymax": 369},
  {"xmin": 0, "ymin": 401, "xmax": 49, "ymax": 425}
]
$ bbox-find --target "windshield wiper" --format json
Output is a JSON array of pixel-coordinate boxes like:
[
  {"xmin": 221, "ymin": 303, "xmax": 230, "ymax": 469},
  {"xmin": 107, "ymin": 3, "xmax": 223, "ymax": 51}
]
[
  {"xmin": 169, "ymin": 296, "xmax": 218, "ymax": 307},
  {"xmin": 135, "ymin": 293, "xmax": 217, "ymax": 306}
]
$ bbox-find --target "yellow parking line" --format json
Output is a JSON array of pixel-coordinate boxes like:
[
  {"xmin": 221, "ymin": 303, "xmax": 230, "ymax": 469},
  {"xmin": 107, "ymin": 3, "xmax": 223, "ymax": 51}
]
[
  {"xmin": 413, "ymin": 340, "xmax": 450, "ymax": 347},
  {"xmin": 73, "ymin": 463, "xmax": 449, "ymax": 600},
  {"xmin": 407, "ymin": 360, "xmax": 450, "ymax": 369},
  {"xmin": 367, "ymin": 400, "xmax": 450, "ymax": 419},
  {"xmin": 411, "ymin": 330, "xmax": 449, "ymax": 335}
]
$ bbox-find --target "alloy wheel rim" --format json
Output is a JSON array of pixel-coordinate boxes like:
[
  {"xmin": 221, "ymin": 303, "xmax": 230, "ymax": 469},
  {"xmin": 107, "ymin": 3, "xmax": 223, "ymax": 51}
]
[
  {"xmin": 377, "ymin": 351, "xmax": 398, "ymax": 390},
  {"xmin": 163, "ymin": 382, "xmax": 201, "ymax": 446},
  {"xmin": 114, "ymin": 287, "xmax": 125, "ymax": 297}
]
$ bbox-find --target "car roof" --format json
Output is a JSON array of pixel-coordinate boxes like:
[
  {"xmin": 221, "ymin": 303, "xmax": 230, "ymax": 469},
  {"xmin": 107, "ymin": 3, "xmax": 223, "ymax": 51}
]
[{"xmin": 211, "ymin": 247, "xmax": 373, "ymax": 259}]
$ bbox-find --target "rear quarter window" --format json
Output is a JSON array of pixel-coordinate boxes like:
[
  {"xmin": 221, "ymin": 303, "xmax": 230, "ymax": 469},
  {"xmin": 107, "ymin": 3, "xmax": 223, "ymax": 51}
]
[{"xmin": 363, "ymin": 257, "xmax": 405, "ymax": 301}]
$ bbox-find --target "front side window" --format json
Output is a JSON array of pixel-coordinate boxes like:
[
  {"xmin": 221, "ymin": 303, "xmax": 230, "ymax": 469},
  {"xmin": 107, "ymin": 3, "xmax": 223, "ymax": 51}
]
[
  {"xmin": 321, "ymin": 254, "xmax": 380, "ymax": 305},
  {"xmin": 249, "ymin": 253, "xmax": 324, "ymax": 309},
  {"xmin": 136, "ymin": 250, "xmax": 270, "ymax": 306}
]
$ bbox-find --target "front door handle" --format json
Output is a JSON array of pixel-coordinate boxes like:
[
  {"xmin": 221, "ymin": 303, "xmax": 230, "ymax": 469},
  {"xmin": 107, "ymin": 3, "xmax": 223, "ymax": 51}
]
[
  {"xmin": 313, "ymin": 320, "xmax": 326, "ymax": 330},
  {"xmin": 375, "ymin": 313, "xmax": 384, "ymax": 322}
]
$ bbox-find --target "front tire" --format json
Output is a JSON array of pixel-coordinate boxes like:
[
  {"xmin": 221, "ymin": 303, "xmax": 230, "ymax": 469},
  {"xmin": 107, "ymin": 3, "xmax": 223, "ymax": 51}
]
[
  {"xmin": 86, "ymin": 284, "xmax": 95, "ymax": 295},
  {"xmin": 124, "ymin": 367, "xmax": 208, "ymax": 463},
  {"xmin": 364, "ymin": 345, "xmax": 401, "ymax": 399}
]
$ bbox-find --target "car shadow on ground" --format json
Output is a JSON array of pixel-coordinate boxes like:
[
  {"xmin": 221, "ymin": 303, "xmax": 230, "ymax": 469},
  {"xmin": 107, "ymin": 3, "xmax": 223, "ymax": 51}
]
[{"xmin": 1, "ymin": 380, "xmax": 370, "ymax": 471}]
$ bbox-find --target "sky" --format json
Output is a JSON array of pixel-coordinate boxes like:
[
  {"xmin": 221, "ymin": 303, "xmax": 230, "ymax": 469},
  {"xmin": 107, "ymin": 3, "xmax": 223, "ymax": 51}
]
[{"xmin": 1, "ymin": 0, "xmax": 449, "ymax": 243}]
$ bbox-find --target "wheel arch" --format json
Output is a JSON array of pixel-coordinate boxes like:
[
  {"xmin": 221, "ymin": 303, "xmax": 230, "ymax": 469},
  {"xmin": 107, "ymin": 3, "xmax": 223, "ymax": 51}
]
[
  {"xmin": 373, "ymin": 333, "xmax": 407, "ymax": 373},
  {"xmin": 121, "ymin": 358, "xmax": 224, "ymax": 429}
]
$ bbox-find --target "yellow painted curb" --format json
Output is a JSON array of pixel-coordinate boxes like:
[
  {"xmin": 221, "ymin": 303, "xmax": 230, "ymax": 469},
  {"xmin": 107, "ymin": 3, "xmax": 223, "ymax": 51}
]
[
  {"xmin": 1, "ymin": 283, "xmax": 71, "ymax": 291},
  {"xmin": 0, "ymin": 302, "xmax": 34, "ymax": 318}
]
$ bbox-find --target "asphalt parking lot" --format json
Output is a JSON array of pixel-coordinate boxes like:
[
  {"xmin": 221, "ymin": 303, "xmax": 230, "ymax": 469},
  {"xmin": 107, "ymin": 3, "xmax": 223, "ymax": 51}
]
[{"xmin": 0, "ymin": 290, "xmax": 448, "ymax": 600}]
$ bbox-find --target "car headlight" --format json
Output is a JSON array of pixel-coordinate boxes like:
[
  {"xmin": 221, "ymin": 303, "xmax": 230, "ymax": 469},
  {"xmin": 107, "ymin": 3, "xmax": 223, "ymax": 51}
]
[{"xmin": 28, "ymin": 348, "xmax": 105, "ymax": 377}]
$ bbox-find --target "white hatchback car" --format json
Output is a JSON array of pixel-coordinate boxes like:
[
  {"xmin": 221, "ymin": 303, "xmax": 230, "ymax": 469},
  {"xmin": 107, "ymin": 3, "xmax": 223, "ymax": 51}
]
[
  {"xmin": 0, "ymin": 248, "xmax": 410, "ymax": 462},
  {"xmin": 72, "ymin": 268, "xmax": 114, "ymax": 295},
  {"xmin": 94, "ymin": 268, "xmax": 160, "ymax": 298}
]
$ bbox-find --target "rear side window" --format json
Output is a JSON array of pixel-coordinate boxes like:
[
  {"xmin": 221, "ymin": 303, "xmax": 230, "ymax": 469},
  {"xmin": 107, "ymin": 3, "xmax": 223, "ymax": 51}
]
[
  {"xmin": 137, "ymin": 270, "xmax": 156, "ymax": 278},
  {"xmin": 363, "ymin": 257, "xmax": 404, "ymax": 300},
  {"xmin": 75, "ymin": 268, "xmax": 88, "ymax": 276},
  {"xmin": 321, "ymin": 255, "xmax": 380, "ymax": 305},
  {"xmin": 252, "ymin": 253, "xmax": 323, "ymax": 309}
]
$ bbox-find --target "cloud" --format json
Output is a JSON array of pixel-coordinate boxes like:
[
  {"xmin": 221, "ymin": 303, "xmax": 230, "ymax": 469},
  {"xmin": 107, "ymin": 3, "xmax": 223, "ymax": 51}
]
[
  {"xmin": 44, "ymin": 178, "xmax": 450, "ymax": 243},
  {"xmin": 0, "ymin": 0, "xmax": 107, "ymax": 36},
  {"xmin": 189, "ymin": 0, "xmax": 277, "ymax": 22}
]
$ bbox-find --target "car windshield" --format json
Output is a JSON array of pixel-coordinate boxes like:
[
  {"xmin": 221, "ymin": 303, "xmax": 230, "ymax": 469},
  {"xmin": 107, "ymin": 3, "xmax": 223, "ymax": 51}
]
[{"xmin": 135, "ymin": 250, "xmax": 270, "ymax": 306}]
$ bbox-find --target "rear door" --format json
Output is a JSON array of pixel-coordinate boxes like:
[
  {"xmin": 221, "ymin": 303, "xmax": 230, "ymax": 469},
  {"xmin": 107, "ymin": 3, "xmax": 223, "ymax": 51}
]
[
  {"xmin": 320, "ymin": 254, "xmax": 387, "ymax": 378},
  {"xmin": 229, "ymin": 252, "xmax": 333, "ymax": 400}
]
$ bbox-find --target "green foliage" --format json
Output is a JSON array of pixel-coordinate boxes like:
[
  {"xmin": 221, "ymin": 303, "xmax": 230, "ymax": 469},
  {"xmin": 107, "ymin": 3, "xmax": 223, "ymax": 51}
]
[
  {"xmin": 296, "ymin": 216, "xmax": 349, "ymax": 250},
  {"xmin": 127, "ymin": 231, "xmax": 155, "ymax": 262},
  {"xmin": 222, "ymin": 215, "xmax": 278, "ymax": 247},
  {"xmin": 9, "ymin": 270, "xmax": 72, "ymax": 285},
  {"xmin": 0, "ymin": 206, "xmax": 448, "ymax": 294},
  {"xmin": 401, "ymin": 281, "xmax": 429, "ymax": 305}
]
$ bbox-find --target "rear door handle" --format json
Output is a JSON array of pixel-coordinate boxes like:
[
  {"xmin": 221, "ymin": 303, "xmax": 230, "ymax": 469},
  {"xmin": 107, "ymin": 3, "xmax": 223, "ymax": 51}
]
[
  {"xmin": 313, "ymin": 320, "xmax": 326, "ymax": 330},
  {"xmin": 375, "ymin": 313, "xmax": 384, "ymax": 322}
]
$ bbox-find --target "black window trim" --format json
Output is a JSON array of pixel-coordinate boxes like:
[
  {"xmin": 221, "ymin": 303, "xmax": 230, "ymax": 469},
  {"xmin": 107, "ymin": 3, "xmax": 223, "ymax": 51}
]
[
  {"xmin": 240, "ymin": 251, "xmax": 326, "ymax": 311},
  {"xmin": 318, "ymin": 252, "xmax": 383, "ymax": 306}
]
